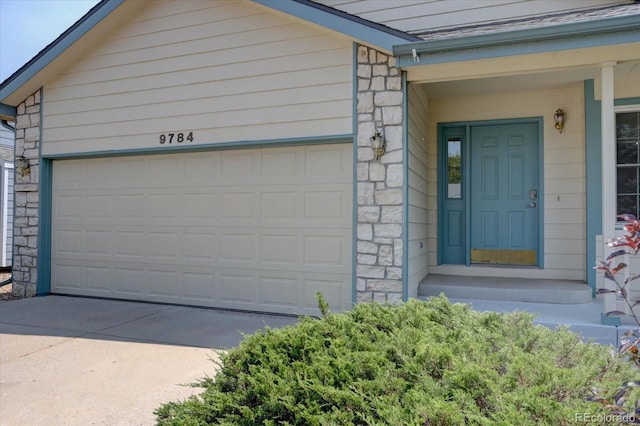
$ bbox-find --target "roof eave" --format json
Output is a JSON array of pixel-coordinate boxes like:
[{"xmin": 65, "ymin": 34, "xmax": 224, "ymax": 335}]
[
  {"xmin": 251, "ymin": 0, "xmax": 419, "ymax": 52},
  {"xmin": 0, "ymin": 103, "xmax": 16, "ymax": 121},
  {"xmin": 394, "ymin": 14, "xmax": 640, "ymax": 66},
  {"xmin": 0, "ymin": 0, "xmax": 125, "ymax": 106}
]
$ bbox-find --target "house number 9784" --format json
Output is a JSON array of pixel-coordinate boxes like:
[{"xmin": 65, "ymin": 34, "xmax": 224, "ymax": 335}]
[{"xmin": 159, "ymin": 132, "xmax": 194, "ymax": 144}]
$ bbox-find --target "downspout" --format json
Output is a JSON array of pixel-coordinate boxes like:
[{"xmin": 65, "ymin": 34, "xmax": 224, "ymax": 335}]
[{"xmin": 1, "ymin": 120, "xmax": 15, "ymax": 132}]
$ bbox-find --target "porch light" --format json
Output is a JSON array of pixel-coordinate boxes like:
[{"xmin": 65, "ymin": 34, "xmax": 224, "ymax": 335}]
[
  {"xmin": 15, "ymin": 157, "xmax": 29, "ymax": 175},
  {"xmin": 554, "ymin": 108, "xmax": 566, "ymax": 133},
  {"xmin": 370, "ymin": 129, "xmax": 385, "ymax": 160}
]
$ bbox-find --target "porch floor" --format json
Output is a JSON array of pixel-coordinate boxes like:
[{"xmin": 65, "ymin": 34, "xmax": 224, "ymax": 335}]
[{"xmin": 418, "ymin": 274, "xmax": 593, "ymax": 304}]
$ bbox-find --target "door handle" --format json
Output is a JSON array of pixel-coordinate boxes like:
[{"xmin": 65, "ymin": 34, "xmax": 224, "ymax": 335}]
[{"xmin": 529, "ymin": 202, "xmax": 537, "ymax": 208}]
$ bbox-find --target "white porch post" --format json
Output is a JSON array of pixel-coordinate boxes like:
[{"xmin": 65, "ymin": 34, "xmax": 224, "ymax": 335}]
[
  {"xmin": 601, "ymin": 61, "xmax": 617, "ymax": 240},
  {"xmin": 601, "ymin": 61, "xmax": 618, "ymax": 322}
]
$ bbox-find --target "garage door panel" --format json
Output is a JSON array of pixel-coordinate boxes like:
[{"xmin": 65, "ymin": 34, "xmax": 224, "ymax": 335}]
[
  {"xmin": 262, "ymin": 151, "xmax": 298, "ymax": 177},
  {"xmin": 260, "ymin": 234, "xmax": 300, "ymax": 265},
  {"xmin": 220, "ymin": 192, "xmax": 257, "ymax": 219},
  {"xmin": 85, "ymin": 266, "xmax": 112, "ymax": 293},
  {"xmin": 305, "ymin": 148, "xmax": 350, "ymax": 179},
  {"xmin": 86, "ymin": 231, "xmax": 111, "ymax": 255},
  {"xmin": 52, "ymin": 144, "xmax": 352, "ymax": 314},
  {"xmin": 184, "ymin": 193, "xmax": 215, "ymax": 219},
  {"xmin": 303, "ymin": 276, "xmax": 348, "ymax": 309},
  {"xmin": 303, "ymin": 235, "xmax": 347, "ymax": 267},
  {"xmin": 148, "ymin": 270, "xmax": 181, "ymax": 298},
  {"xmin": 183, "ymin": 272, "xmax": 216, "ymax": 301},
  {"xmin": 261, "ymin": 191, "xmax": 298, "ymax": 219},
  {"xmin": 218, "ymin": 273, "xmax": 258, "ymax": 305}
]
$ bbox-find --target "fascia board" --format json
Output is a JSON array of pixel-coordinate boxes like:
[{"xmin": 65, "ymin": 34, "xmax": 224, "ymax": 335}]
[
  {"xmin": 0, "ymin": 103, "xmax": 17, "ymax": 121},
  {"xmin": 251, "ymin": 0, "xmax": 419, "ymax": 52},
  {"xmin": 394, "ymin": 14, "xmax": 640, "ymax": 67}
]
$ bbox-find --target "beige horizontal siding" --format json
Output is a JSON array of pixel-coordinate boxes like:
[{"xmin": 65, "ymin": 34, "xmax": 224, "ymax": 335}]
[
  {"xmin": 43, "ymin": 0, "xmax": 353, "ymax": 156},
  {"xmin": 407, "ymin": 83, "xmax": 430, "ymax": 298}
]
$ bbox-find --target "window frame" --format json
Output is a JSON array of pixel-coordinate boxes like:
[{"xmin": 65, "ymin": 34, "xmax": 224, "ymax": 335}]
[{"xmin": 615, "ymin": 105, "xmax": 640, "ymax": 223}]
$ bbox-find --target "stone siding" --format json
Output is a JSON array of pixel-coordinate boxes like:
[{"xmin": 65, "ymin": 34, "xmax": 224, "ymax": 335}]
[
  {"xmin": 12, "ymin": 89, "xmax": 41, "ymax": 298},
  {"xmin": 356, "ymin": 45, "xmax": 405, "ymax": 303}
]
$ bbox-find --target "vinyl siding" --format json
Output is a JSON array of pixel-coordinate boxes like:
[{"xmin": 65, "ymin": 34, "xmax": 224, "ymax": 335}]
[
  {"xmin": 407, "ymin": 83, "xmax": 429, "ymax": 297},
  {"xmin": 427, "ymin": 84, "xmax": 586, "ymax": 280},
  {"xmin": 3, "ymin": 167, "xmax": 13, "ymax": 267},
  {"xmin": 42, "ymin": 0, "xmax": 353, "ymax": 156},
  {"xmin": 318, "ymin": 0, "xmax": 629, "ymax": 34}
]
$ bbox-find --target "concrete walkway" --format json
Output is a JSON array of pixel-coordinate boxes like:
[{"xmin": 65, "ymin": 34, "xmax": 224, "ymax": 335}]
[{"xmin": 0, "ymin": 296, "xmax": 298, "ymax": 426}]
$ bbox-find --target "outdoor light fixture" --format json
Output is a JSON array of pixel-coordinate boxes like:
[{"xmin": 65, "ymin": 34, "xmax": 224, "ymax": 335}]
[
  {"xmin": 15, "ymin": 157, "xmax": 29, "ymax": 175},
  {"xmin": 370, "ymin": 129, "xmax": 385, "ymax": 160},
  {"xmin": 554, "ymin": 108, "xmax": 566, "ymax": 133}
]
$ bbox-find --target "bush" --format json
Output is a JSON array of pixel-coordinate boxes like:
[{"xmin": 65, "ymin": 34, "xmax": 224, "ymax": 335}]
[{"xmin": 156, "ymin": 296, "xmax": 636, "ymax": 425}]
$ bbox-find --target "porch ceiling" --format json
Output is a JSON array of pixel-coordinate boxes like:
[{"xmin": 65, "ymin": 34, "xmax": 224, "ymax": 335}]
[{"xmin": 421, "ymin": 60, "xmax": 639, "ymax": 99}]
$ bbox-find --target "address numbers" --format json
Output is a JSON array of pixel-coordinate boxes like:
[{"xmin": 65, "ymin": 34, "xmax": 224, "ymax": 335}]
[{"xmin": 159, "ymin": 132, "xmax": 194, "ymax": 144}]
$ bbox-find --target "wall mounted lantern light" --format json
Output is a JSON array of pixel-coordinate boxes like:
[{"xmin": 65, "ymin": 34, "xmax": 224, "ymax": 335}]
[
  {"xmin": 15, "ymin": 157, "xmax": 30, "ymax": 175},
  {"xmin": 370, "ymin": 129, "xmax": 385, "ymax": 161},
  {"xmin": 554, "ymin": 108, "xmax": 566, "ymax": 134}
]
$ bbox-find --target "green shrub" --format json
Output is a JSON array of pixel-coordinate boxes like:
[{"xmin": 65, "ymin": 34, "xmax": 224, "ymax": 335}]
[{"xmin": 155, "ymin": 296, "xmax": 636, "ymax": 425}]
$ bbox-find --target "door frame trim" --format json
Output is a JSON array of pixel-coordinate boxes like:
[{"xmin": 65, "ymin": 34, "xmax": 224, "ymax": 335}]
[{"xmin": 437, "ymin": 117, "xmax": 544, "ymax": 267}]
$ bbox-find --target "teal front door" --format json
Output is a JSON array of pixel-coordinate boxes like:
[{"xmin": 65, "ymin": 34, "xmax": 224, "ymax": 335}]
[{"xmin": 470, "ymin": 123, "xmax": 539, "ymax": 265}]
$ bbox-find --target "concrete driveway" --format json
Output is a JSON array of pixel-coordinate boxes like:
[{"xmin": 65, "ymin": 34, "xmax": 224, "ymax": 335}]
[{"xmin": 0, "ymin": 296, "xmax": 298, "ymax": 425}]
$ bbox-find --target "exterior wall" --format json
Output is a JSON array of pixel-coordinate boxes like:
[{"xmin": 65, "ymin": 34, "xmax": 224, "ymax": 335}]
[
  {"xmin": 12, "ymin": 90, "xmax": 41, "ymax": 297},
  {"xmin": 407, "ymin": 83, "xmax": 429, "ymax": 298},
  {"xmin": 318, "ymin": 0, "xmax": 628, "ymax": 34},
  {"xmin": 427, "ymin": 84, "xmax": 586, "ymax": 280},
  {"xmin": 0, "ymin": 164, "xmax": 14, "ymax": 266},
  {"xmin": 0, "ymin": 126, "xmax": 14, "ymax": 267},
  {"xmin": 355, "ymin": 45, "xmax": 405, "ymax": 303},
  {"xmin": 42, "ymin": 0, "xmax": 353, "ymax": 156}
]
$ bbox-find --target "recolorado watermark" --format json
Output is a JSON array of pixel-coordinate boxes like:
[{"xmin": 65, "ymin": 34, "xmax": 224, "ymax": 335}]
[{"xmin": 575, "ymin": 412, "xmax": 637, "ymax": 423}]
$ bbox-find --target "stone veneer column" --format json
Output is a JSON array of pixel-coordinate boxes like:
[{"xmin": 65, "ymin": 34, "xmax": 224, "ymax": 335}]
[
  {"xmin": 356, "ymin": 45, "xmax": 404, "ymax": 303},
  {"xmin": 12, "ymin": 89, "xmax": 41, "ymax": 298}
]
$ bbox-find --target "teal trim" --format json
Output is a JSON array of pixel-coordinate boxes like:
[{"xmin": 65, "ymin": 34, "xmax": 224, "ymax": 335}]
[
  {"xmin": 616, "ymin": 98, "xmax": 640, "ymax": 107},
  {"xmin": 251, "ymin": 0, "xmax": 417, "ymax": 52},
  {"xmin": 37, "ymin": 158, "xmax": 52, "ymax": 295},
  {"xmin": 536, "ymin": 118, "xmax": 545, "ymax": 268},
  {"xmin": 394, "ymin": 14, "xmax": 640, "ymax": 67},
  {"xmin": 585, "ymin": 79, "xmax": 640, "ymax": 294},
  {"xmin": 464, "ymin": 126, "xmax": 471, "ymax": 266},
  {"xmin": 351, "ymin": 43, "xmax": 358, "ymax": 307},
  {"xmin": 1, "ymin": 0, "xmax": 123, "ymax": 102},
  {"xmin": 585, "ymin": 79, "xmax": 601, "ymax": 294},
  {"xmin": 600, "ymin": 313, "xmax": 621, "ymax": 327},
  {"xmin": 36, "ymin": 88, "xmax": 51, "ymax": 295},
  {"xmin": 42, "ymin": 134, "xmax": 355, "ymax": 160},
  {"xmin": 0, "ymin": 103, "xmax": 16, "ymax": 120},
  {"xmin": 402, "ymin": 71, "xmax": 409, "ymax": 302}
]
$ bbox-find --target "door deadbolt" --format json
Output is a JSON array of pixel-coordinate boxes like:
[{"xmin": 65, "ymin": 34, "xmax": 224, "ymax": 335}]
[{"xmin": 529, "ymin": 189, "xmax": 538, "ymax": 200}]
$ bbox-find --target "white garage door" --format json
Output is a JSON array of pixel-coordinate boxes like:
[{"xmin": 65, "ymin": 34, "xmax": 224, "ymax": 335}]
[{"xmin": 51, "ymin": 144, "xmax": 353, "ymax": 315}]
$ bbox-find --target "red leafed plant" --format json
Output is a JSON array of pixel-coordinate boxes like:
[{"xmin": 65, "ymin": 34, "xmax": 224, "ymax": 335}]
[
  {"xmin": 596, "ymin": 214, "xmax": 640, "ymax": 332},
  {"xmin": 591, "ymin": 214, "xmax": 640, "ymax": 422}
]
